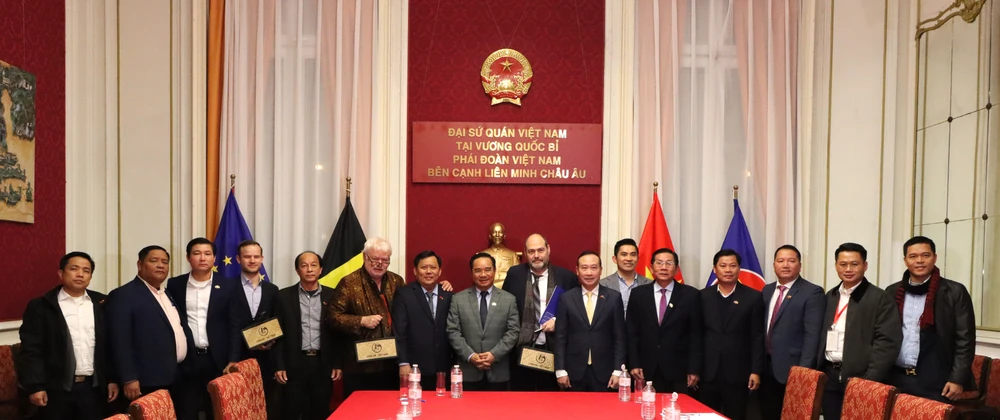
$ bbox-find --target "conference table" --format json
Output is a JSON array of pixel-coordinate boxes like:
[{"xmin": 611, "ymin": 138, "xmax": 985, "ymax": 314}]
[{"xmin": 328, "ymin": 391, "xmax": 727, "ymax": 419}]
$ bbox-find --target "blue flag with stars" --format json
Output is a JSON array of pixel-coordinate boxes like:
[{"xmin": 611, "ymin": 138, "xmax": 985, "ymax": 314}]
[{"xmin": 214, "ymin": 187, "xmax": 268, "ymax": 281}]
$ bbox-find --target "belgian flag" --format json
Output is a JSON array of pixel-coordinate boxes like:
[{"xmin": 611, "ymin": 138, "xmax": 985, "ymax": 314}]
[{"xmin": 319, "ymin": 197, "xmax": 367, "ymax": 288}]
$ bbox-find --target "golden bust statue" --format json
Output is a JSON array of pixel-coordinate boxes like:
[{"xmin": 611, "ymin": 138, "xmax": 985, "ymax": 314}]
[{"xmin": 482, "ymin": 222, "xmax": 521, "ymax": 289}]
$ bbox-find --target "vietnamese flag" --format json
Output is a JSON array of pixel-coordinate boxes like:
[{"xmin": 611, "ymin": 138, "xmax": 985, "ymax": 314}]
[{"xmin": 638, "ymin": 191, "xmax": 684, "ymax": 283}]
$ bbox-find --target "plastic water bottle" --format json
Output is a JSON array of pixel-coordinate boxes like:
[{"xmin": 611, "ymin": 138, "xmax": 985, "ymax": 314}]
[
  {"xmin": 450, "ymin": 365, "xmax": 463, "ymax": 398},
  {"xmin": 662, "ymin": 392, "xmax": 681, "ymax": 420},
  {"xmin": 408, "ymin": 371, "xmax": 422, "ymax": 417},
  {"xmin": 641, "ymin": 381, "xmax": 656, "ymax": 420},
  {"xmin": 397, "ymin": 398, "xmax": 412, "ymax": 420},
  {"xmin": 618, "ymin": 365, "xmax": 631, "ymax": 402}
]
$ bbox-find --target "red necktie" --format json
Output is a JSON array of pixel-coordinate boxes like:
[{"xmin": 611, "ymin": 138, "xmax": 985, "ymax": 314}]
[
  {"xmin": 766, "ymin": 285, "xmax": 787, "ymax": 350},
  {"xmin": 658, "ymin": 289, "xmax": 668, "ymax": 325}
]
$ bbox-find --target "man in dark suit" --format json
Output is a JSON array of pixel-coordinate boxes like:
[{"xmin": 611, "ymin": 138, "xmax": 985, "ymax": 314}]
[
  {"xmin": 502, "ymin": 233, "xmax": 577, "ymax": 391},
  {"xmin": 228, "ymin": 239, "xmax": 280, "ymax": 416},
  {"xmin": 817, "ymin": 243, "xmax": 902, "ymax": 420},
  {"xmin": 165, "ymin": 237, "xmax": 240, "ymax": 420},
  {"xmin": 885, "ymin": 236, "xmax": 975, "ymax": 402},
  {"xmin": 108, "ymin": 246, "xmax": 188, "ymax": 404},
  {"xmin": 698, "ymin": 249, "xmax": 764, "ymax": 420},
  {"xmin": 626, "ymin": 247, "xmax": 703, "ymax": 394},
  {"xmin": 392, "ymin": 250, "xmax": 454, "ymax": 391},
  {"xmin": 273, "ymin": 251, "xmax": 342, "ymax": 420},
  {"xmin": 758, "ymin": 245, "xmax": 826, "ymax": 420},
  {"xmin": 17, "ymin": 252, "xmax": 119, "ymax": 420},
  {"xmin": 446, "ymin": 253, "xmax": 520, "ymax": 390},
  {"xmin": 598, "ymin": 238, "xmax": 652, "ymax": 317},
  {"xmin": 554, "ymin": 251, "xmax": 626, "ymax": 392}
]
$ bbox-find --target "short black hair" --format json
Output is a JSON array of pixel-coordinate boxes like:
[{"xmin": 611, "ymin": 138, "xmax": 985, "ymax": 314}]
[
  {"xmin": 651, "ymin": 248, "xmax": 679, "ymax": 266},
  {"xmin": 613, "ymin": 238, "xmax": 638, "ymax": 255},
  {"xmin": 773, "ymin": 244, "xmax": 801, "ymax": 260},
  {"xmin": 713, "ymin": 249, "xmax": 742, "ymax": 266},
  {"xmin": 577, "ymin": 251, "xmax": 602, "ymax": 267},
  {"xmin": 237, "ymin": 240, "xmax": 262, "ymax": 255},
  {"xmin": 294, "ymin": 251, "xmax": 322, "ymax": 268},
  {"xmin": 413, "ymin": 250, "xmax": 442, "ymax": 268},
  {"xmin": 834, "ymin": 242, "xmax": 868, "ymax": 261},
  {"xmin": 138, "ymin": 245, "xmax": 170, "ymax": 262},
  {"xmin": 903, "ymin": 236, "xmax": 936, "ymax": 255},
  {"xmin": 469, "ymin": 252, "xmax": 496, "ymax": 270},
  {"xmin": 186, "ymin": 237, "xmax": 216, "ymax": 257},
  {"xmin": 60, "ymin": 251, "xmax": 95, "ymax": 271}
]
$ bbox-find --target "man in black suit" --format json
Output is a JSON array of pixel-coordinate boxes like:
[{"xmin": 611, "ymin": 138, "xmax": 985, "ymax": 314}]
[
  {"xmin": 885, "ymin": 236, "xmax": 975, "ymax": 402},
  {"xmin": 228, "ymin": 240, "xmax": 280, "ymax": 415},
  {"xmin": 108, "ymin": 246, "xmax": 188, "ymax": 404},
  {"xmin": 817, "ymin": 243, "xmax": 902, "ymax": 420},
  {"xmin": 553, "ymin": 251, "xmax": 626, "ymax": 392},
  {"xmin": 17, "ymin": 252, "xmax": 119, "ymax": 420},
  {"xmin": 502, "ymin": 233, "xmax": 577, "ymax": 391},
  {"xmin": 626, "ymin": 247, "xmax": 702, "ymax": 394},
  {"xmin": 273, "ymin": 251, "xmax": 342, "ymax": 420},
  {"xmin": 392, "ymin": 250, "xmax": 454, "ymax": 391},
  {"xmin": 166, "ymin": 237, "xmax": 240, "ymax": 420},
  {"xmin": 698, "ymin": 249, "xmax": 763, "ymax": 420},
  {"xmin": 758, "ymin": 245, "xmax": 825, "ymax": 420}
]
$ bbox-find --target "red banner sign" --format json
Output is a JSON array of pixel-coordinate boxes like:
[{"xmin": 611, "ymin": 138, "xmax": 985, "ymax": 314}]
[{"xmin": 412, "ymin": 122, "xmax": 602, "ymax": 185}]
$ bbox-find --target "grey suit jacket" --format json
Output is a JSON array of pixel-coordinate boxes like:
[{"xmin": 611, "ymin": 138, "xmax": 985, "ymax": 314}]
[
  {"xmin": 599, "ymin": 272, "xmax": 652, "ymax": 292},
  {"xmin": 446, "ymin": 287, "xmax": 520, "ymax": 383}
]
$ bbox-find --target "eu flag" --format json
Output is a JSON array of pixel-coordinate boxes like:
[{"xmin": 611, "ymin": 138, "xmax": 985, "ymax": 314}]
[
  {"xmin": 214, "ymin": 187, "xmax": 268, "ymax": 281},
  {"xmin": 706, "ymin": 199, "xmax": 765, "ymax": 291}
]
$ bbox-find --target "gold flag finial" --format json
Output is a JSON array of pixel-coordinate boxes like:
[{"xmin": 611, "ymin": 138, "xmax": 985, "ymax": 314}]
[
  {"xmin": 653, "ymin": 182, "xmax": 659, "ymax": 193},
  {"xmin": 346, "ymin": 177, "xmax": 352, "ymax": 198},
  {"xmin": 733, "ymin": 185, "xmax": 739, "ymax": 199},
  {"xmin": 230, "ymin": 174, "xmax": 236, "ymax": 189}
]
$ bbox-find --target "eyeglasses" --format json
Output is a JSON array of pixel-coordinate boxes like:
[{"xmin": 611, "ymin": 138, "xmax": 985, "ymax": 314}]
[
  {"xmin": 652, "ymin": 260, "xmax": 676, "ymax": 267},
  {"xmin": 366, "ymin": 255, "xmax": 390, "ymax": 266}
]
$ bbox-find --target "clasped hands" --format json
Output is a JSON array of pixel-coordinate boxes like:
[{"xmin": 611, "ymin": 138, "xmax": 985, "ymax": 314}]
[{"xmin": 470, "ymin": 352, "xmax": 496, "ymax": 370}]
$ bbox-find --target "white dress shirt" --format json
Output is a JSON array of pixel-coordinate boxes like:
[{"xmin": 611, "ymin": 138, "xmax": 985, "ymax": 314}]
[
  {"xmin": 825, "ymin": 282, "xmax": 860, "ymax": 363},
  {"xmin": 767, "ymin": 278, "xmax": 797, "ymax": 334},
  {"xmin": 186, "ymin": 274, "xmax": 213, "ymax": 348},
  {"xmin": 653, "ymin": 280, "xmax": 675, "ymax": 318},
  {"xmin": 141, "ymin": 277, "xmax": 188, "ymax": 363},
  {"xmin": 58, "ymin": 288, "xmax": 96, "ymax": 376}
]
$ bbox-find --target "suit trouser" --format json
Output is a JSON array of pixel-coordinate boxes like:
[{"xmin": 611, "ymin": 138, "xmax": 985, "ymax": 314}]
[
  {"xmin": 699, "ymin": 380, "xmax": 748, "ymax": 420},
  {"xmin": 569, "ymin": 365, "xmax": 608, "ymax": 392},
  {"xmin": 757, "ymin": 355, "xmax": 786, "ymax": 420},
  {"xmin": 281, "ymin": 353, "xmax": 333, "ymax": 420},
  {"xmin": 649, "ymin": 367, "xmax": 690, "ymax": 396},
  {"xmin": 250, "ymin": 349, "xmax": 280, "ymax": 420},
  {"xmin": 821, "ymin": 365, "xmax": 846, "ymax": 420},
  {"xmin": 887, "ymin": 368, "xmax": 948, "ymax": 402},
  {"xmin": 174, "ymin": 350, "xmax": 219, "ymax": 420},
  {"xmin": 41, "ymin": 381, "xmax": 102, "ymax": 420}
]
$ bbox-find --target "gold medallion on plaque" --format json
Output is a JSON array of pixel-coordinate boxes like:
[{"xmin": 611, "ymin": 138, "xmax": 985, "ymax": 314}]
[{"xmin": 481, "ymin": 48, "xmax": 533, "ymax": 106}]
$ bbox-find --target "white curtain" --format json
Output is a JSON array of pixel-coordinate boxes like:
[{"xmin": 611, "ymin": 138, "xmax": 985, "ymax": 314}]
[
  {"xmin": 635, "ymin": 0, "xmax": 799, "ymax": 286},
  {"xmin": 219, "ymin": 0, "xmax": 376, "ymax": 287}
]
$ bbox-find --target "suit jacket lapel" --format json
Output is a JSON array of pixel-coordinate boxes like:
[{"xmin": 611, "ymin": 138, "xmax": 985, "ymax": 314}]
[
  {"xmin": 568, "ymin": 289, "xmax": 586, "ymax": 326},
  {"xmin": 436, "ymin": 292, "xmax": 450, "ymax": 325},
  {"xmin": 772, "ymin": 279, "xmax": 802, "ymax": 326},
  {"xmin": 469, "ymin": 290, "xmax": 485, "ymax": 336},
  {"xmin": 591, "ymin": 288, "xmax": 608, "ymax": 328},
  {"xmin": 721, "ymin": 285, "xmax": 744, "ymax": 331},
  {"xmin": 659, "ymin": 284, "xmax": 679, "ymax": 328},
  {"xmin": 138, "ymin": 280, "xmax": 173, "ymax": 327},
  {"xmin": 704, "ymin": 288, "xmax": 721, "ymax": 329},
  {"xmin": 414, "ymin": 285, "xmax": 434, "ymax": 321}
]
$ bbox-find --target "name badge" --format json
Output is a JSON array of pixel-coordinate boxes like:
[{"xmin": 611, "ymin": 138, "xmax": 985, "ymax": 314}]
[
  {"xmin": 242, "ymin": 317, "xmax": 283, "ymax": 349},
  {"xmin": 518, "ymin": 347, "xmax": 555, "ymax": 372},
  {"xmin": 826, "ymin": 330, "xmax": 841, "ymax": 352},
  {"xmin": 355, "ymin": 338, "xmax": 398, "ymax": 362}
]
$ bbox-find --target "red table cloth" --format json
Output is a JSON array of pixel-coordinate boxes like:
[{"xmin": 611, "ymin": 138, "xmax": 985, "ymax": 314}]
[{"xmin": 328, "ymin": 390, "xmax": 726, "ymax": 419}]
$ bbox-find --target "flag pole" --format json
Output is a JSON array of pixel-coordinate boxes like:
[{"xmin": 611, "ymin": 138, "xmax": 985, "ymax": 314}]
[
  {"xmin": 733, "ymin": 185, "xmax": 739, "ymax": 200},
  {"xmin": 230, "ymin": 174, "xmax": 236, "ymax": 189},
  {"xmin": 653, "ymin": 181, "xmax": 658, "ymax": 193},
  {"xmin": 346, "ymin": 177, "xmax": 352, "ymax": 198}
]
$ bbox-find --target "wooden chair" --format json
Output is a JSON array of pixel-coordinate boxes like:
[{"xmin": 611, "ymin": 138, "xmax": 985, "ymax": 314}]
[
  {"xmin": 128, "ymin": 389, "xmax": 176, "ymax": 420},
  {"xmin": 104, "ymin": 414, "xmax": 132, "ymax": 420},
  {"xmin": 0, "ymin": 344, "xmax": 27, "ymax": 420},
  {"xmin": 842, "ymin": 377, "xmax": 898, "ymax": 420},
  {"xmin": 891, "ymin": 394, "xmax": 956, "ymax": 420},
  {"xmin": 208, "ymin": 368, "xmax": 266, "ymax": 420},
  {"xmin": 780, "ymin": 366, "xmax": 827, "ymax": 420}
]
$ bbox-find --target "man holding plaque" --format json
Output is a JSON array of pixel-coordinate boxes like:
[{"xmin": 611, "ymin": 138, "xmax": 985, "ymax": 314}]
[
  {"xmin": 392, "ymin": 250, "xmax": 454, "ymax": 391},
  {"xmin": 273, "ymin": 251, "xmax": 341, "ymax": 420},
  {"xmin": 554, "ymin": 251, "xmax": 626, "ymax": 392},
  {"xmin": 329, "ymin": 237, "xmax": 406, "ymax": 397},
  {"xmin": 229, "ymin": 240, "xmax": 279, "ymax": 415},
  {"xmin": 502, "ymin": 233, "xmax": 577, "ymax": 391},
  {"xmin": 446, "ymin": 253, "xmax": 520, "ymax": 391}
]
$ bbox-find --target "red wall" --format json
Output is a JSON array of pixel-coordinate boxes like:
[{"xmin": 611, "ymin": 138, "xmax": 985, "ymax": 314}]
[
  {"xmin": 406, "ymin": 0, "xmax": 604, "ymax": 289},
  {"xmin": 0, "ymin": 0, "xmax": 66, "ymax": 320}
]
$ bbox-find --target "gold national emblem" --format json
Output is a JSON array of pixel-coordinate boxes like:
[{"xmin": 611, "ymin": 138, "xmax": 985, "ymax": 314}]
[{"xmin": 481, "ymin": 48, "xmax": 533, "ymax": 106}]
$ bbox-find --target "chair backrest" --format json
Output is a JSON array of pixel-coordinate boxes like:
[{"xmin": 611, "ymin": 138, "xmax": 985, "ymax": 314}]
[
  {"xmin": 890, "ymin": 394, "xmax": 955, "ymax": 420},
  {"xmin": 0, "ymin": 344, "xmax": 22, "ymax": 419},
  {"xmin": 781, "ymin": 366, "xmax": 827, "ymax": 420},
  {"xmin": 985, "ymin": 358, "xmax": 1000, "ymax": 409},
  {"xmin": 842, "ymin": 377, "xmax": 898, "ymax": 420},
  {"xmin": 128, "ymin": 389, "xmax": 177, "ymax": 420},
  {"xmin": 230, "ymin": 358, "xmax": 265, "ymax": 400},
  {"xmin": 104, "ymin": 414, "xmax": 132, "ymax": 420},
  {"xmin": 208, "ymin": 370, "xmax": 267, "ymax": 420},
  {"xmin": 953, "ymin": 355, "xmax": 991, "ymax": 402}
]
